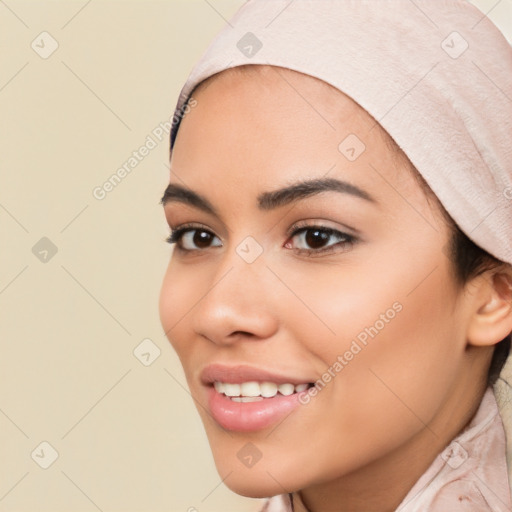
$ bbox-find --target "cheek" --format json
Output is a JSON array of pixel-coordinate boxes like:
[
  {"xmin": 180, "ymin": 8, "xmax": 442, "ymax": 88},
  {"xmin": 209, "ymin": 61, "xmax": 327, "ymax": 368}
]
[
  {"xmin": 337, "ymin": 274, "xmax": 460, "ymax": 425},
  {"xmin": 159, "ymin": 260, "xmax": 198, "ymax": 357},
  {"xmin": 159, "ymin": 264, "xmax": 177, "ymax": 345},
  {"xmin": 302, "ymin": 253, "xmax": 463, "ymax": 414},
  {"xmin": 359, "ymin": 275, "xmax": 464, "ymax": 418}
]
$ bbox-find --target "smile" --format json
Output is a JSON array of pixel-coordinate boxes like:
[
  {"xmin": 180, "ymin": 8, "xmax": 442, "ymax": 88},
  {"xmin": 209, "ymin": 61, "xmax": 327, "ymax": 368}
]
[
  {"xmin": 214, "ymin": 381, "xmax": 311, "ymax": 401},
  {"xmin": 201, "ymin": 364, "xmax": 315, "ymax": 431}
]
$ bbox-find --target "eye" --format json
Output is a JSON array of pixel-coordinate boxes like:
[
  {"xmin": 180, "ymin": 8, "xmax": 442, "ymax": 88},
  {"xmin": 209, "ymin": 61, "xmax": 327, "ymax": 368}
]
[
  {"xmin": 285, "ymin": 224, "xmax": 355, "ymax": 256},
  {"xmin": 166, "ymin": 224, "xmax": 222, "ymax": 252},
  {"xmin": 165, "ymin": 222, "xmax": 356, "ymax": 256}
]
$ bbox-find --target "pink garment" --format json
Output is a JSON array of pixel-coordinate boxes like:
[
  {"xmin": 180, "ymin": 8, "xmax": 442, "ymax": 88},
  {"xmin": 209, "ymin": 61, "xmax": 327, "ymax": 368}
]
[{"xmin": 260, "ymin": 387, "xmax": 511, "ymax": 511}]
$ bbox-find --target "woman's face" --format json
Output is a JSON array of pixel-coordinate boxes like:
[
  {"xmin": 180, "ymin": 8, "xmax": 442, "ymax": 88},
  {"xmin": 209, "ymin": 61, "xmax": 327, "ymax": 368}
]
[{"xmin": 159, "ymin": 66, "xmax": 471, "ymax": 497}]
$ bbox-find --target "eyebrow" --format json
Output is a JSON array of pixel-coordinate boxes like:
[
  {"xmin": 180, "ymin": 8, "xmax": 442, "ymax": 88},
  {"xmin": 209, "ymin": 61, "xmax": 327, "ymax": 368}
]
[{"xmin": 160, "ymin": 177, "xmax": 376, "ymax": 217}]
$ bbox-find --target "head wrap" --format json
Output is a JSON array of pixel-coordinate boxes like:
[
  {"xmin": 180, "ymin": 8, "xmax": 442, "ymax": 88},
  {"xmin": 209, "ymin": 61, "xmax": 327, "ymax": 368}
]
[{"xmin": 168, "ymin": 0, "xmax": 512, "ymax": 489}]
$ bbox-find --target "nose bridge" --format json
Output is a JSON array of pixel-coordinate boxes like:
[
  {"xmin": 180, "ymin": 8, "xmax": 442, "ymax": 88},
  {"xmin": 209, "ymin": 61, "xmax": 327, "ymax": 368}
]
[
  {"xmin": 212, "ymin": 232, "xmax": 269, "ymax": 298},
  {"xmin": 192, "ymin": 234, "xmax": 277, "ymax": 343}
]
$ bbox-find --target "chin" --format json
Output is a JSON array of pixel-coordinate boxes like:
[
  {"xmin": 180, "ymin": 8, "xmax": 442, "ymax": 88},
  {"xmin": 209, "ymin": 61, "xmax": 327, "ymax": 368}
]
[
  {"xmin": 220, "ymin": 469, "xmax": 290, "ymax": 499},
  {"xmin": 208, "ymin": 442, "xmax": 305, "ymax": 499}
]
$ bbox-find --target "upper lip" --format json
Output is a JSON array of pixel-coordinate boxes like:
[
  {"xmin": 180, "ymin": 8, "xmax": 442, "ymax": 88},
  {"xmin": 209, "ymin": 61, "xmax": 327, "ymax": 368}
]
[{"xmin": 200, "ymin": 364, "xmax": 313, "ymax": 386}]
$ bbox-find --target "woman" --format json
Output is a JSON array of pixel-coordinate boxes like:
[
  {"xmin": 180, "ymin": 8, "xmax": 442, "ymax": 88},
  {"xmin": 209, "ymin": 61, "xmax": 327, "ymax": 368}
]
[{"xmin": 159, "ymin": 1, "xmax": 512, "ymax": 510}]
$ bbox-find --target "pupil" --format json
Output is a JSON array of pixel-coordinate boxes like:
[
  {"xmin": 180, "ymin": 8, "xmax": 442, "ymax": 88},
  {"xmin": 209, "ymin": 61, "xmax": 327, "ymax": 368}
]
[
  {"xmin": 194, "ymin": 230, "xmax": 212, "ymax": 248},
  {"xmin": 306, "ymin": 229, "xmax": 328, "ymax": 249}
]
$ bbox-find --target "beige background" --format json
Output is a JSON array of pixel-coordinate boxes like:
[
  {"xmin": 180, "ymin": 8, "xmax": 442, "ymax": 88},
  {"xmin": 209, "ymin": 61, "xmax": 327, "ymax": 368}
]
[{"xmin": 1, "ymin": 1, "xmax": 511, "ymax": 511}]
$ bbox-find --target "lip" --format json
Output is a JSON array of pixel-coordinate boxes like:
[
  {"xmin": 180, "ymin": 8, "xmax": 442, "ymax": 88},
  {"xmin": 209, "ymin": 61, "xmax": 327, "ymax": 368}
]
[
  {"xmin": 206, "ymin": 386, "xmax": 303, "ymax": 431},
  {"xmin": 201, "ymin": 364, "xmax": 312, "ymax": 432},
  {"xmin": 200, "ymin": 363, "xmax": 311, "ymax": 386}
]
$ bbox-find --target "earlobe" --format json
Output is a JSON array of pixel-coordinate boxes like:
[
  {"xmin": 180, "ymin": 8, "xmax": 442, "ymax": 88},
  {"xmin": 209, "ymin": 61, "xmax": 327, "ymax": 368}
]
[{"xmin": 467, "ymin": 271, "xmax": 512, "ymax": 347}]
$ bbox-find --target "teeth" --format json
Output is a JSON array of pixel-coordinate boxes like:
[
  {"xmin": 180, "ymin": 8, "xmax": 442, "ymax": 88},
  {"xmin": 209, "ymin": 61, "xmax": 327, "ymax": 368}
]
[
  {"xmin": 240, "ymin": 381, "xmax": 261, "ymax": 397},
  {"xmin": 223, "ymin": 383, "xmax": 241, "ymax": 397},
  {"xmin": 260, "ymin": 382, "xmax": 278, "ymax": 398},
  {"xmin": 213, "ymin": 380, "xmax": 309, "ymax": 398},
  {"xmin": 278, "ymin": 383, "xmax": 295, "ymax": 396},
  {"xmin": 231, "ymin": 396, "xmax": 264, "ymax": 403}
]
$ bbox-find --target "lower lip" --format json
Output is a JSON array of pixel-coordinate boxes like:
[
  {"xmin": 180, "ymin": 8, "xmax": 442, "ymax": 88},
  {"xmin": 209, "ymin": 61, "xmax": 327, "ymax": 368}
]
[{"xmin": 206, "ymin": 386, "xmax": 303, "ymax": 432}]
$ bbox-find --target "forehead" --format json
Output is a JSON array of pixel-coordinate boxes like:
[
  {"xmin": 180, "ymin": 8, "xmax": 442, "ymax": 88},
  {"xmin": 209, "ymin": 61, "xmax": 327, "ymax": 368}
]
[
  {"xmin": 192, "ymin": 65, "xmax": 371, "ymax": 137},
  {"xmin": 176, "ymin": 67, "xmax": 379, "ymax": 164},
  {"xmin": 196, "ymin": 65, "xmax": 361, "ymax": 112},
  {"xmin": 170, "ymin": 65, "xmax": 432, "ymax": 220}
]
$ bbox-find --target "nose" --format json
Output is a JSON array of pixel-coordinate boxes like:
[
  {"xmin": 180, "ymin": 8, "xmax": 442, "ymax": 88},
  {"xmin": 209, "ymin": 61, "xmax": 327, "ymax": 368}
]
[{"xmin": 191, "ymin": 247, "xmax": 279, "ymax": 346}]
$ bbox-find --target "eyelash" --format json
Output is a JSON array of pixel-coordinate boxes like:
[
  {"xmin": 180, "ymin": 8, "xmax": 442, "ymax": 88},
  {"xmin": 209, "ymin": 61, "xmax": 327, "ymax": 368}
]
[{"xmin": 165, "ymin": 222, "xmax": 356, "ymax": 257}]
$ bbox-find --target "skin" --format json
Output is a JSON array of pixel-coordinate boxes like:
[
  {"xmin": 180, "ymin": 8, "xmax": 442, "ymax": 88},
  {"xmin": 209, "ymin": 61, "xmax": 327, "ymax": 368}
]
[{"xmin": 159, "ymin": 65, "xmax": 512, "ymax": 512}]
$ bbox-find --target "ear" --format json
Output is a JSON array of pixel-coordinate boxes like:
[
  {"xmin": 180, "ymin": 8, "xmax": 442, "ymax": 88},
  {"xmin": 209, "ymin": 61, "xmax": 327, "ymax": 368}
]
[{"xmin": 467, "ymin": 267, "xmax": 512, "ymax": 347}]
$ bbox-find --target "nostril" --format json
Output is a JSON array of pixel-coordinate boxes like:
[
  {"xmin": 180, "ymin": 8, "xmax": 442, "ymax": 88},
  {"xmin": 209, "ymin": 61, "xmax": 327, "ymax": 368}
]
[{"xmin": 231, "ymin": 331, "xmax": 255, "ymax": 338}]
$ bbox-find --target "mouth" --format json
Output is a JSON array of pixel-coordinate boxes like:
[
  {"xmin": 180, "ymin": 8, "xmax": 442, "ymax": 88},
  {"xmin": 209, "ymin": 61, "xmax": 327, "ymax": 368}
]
[{"xmin": 201, "ymin": 365, "xmax": 315, "ymax": 432}]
